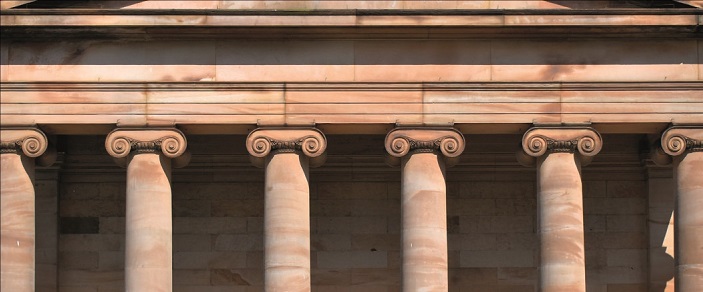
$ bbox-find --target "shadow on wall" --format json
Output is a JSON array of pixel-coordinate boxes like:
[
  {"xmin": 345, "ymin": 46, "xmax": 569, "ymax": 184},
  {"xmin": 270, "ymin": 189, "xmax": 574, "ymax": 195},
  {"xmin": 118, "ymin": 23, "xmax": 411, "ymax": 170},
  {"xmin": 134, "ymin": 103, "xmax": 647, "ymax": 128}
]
[
  {"xmin": 547, "ymin": 0, "xmax": 696, "ymax": 8},
  {"xmin": 3, "ymin": 39, "xmax": 695, "ymax": 66},
  {"xmin": 648, "ymin": 176, "xmax": 676, "ymax": 291},
  {"xmin": 15, "ymin": 0, "xmax": 143, "ymax": 9}
]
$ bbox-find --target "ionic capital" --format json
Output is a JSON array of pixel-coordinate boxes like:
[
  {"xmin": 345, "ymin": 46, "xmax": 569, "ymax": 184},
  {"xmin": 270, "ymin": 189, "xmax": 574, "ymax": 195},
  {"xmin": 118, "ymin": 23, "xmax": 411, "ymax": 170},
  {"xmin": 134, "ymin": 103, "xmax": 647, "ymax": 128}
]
[
  {"xmin": 105, "ymin": 128, "xmax": 189, "ymax": 167},
  {"xmin": 246, "ymin": 128, "xmax": 327, "ymax": 168},
  {"xmin": 384, "ymin": 128, "xmax": 465, "ymax": 167},
  {"xmin": 658, "ymin": 126, "xmax": 703, "ymax": 162},
  {"xmin": 518, "ymin": 127, "xmax": 602, "ymax": 167},
  {"xmin": 1, "ymin": 127, "xmax": 49, "ymax": 157}
]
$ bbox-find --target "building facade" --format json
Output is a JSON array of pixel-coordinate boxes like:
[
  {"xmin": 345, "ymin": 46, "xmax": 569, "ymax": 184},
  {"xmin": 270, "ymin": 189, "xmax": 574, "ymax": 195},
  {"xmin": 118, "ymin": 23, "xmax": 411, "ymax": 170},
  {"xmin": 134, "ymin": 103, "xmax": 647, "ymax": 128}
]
[{"xmin": 1, "ymin": 1, "xmax": 702, "ymax": 291}]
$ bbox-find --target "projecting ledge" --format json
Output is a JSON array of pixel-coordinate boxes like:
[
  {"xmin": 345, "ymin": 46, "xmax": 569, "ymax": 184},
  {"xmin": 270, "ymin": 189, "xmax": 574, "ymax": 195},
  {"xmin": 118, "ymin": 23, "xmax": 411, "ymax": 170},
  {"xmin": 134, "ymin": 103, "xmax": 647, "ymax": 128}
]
[{"xmin": 0, "ymin": 10, "xmax": 699, "ymax": 28}]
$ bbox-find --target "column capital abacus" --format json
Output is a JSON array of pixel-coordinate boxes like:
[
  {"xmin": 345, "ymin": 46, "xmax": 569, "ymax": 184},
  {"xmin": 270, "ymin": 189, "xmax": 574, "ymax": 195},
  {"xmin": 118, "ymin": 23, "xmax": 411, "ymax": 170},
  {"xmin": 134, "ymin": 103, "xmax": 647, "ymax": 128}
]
[
  {"xmin": 384, "ymin": 127, "xmax": 465, "ymax": 167},
  {"xmin": 0, "ymin": 127, "xmax": 56, "ymax": 166},
  {"xmin": 246, "ymin": 127, "xmax": 327, "ymax": 168},
  {"xmin": 105, "ymin": 128, "xmax": 189, "ymax": 167},
  {"xmin": 660, "ymin": 126, "xmax": 703, "ymax": 157},
  {"xmin": 518, "ymin": 127, "xmax": 602, "ymax": 167}
]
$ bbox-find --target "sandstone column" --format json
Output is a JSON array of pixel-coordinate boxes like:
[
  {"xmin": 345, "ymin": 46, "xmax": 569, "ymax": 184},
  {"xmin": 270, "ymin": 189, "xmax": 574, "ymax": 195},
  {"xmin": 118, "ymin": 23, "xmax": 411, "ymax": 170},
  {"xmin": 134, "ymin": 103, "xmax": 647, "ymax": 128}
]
[
  {"xmin": 659, "ymin": 127, "xmax": 703, "ymax": 292},
  {"xmin": 246, "ymin": 128, "xmax": 327, "ymax": 292},
  {"xmin": 518, "ymin": 127, "xmax": 602, "ymax": 292},
  {"xmin": 385, "ymin": 128, "xmax": 465, "ymax": 292},
  {"xmin": 105, "ymin": 128, "xmax": 189, "ymax": 292},
  {"xmin": 1, "ymin": 128, "xmax": 54, "ymax": 292}
]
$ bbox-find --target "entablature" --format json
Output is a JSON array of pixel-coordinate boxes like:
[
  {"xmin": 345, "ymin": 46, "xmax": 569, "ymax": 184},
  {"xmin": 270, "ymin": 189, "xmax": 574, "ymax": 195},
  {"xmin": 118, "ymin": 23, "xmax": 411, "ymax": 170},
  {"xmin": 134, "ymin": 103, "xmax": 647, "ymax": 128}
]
[
  {"xmin": 1, "ymin": 8, "xmax": 701, "ymax": 40},
  {"xmin": 2, "ymin": 82, "xmax": 701, "ymax": 135}
]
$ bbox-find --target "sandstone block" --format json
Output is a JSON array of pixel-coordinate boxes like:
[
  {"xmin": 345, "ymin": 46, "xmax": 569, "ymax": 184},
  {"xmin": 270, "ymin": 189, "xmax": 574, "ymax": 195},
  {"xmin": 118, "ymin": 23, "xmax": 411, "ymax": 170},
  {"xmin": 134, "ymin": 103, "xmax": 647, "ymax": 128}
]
[
  {"xmin": 460, "ymin": 250, "xmax": 535, "ymax": 268},
  {"xmin": 210, "ymin": 269, "xmax": 263, "ymax": 286},
  {"xmin": 312, "ymin": 269, "xmax": 352, "ymax": 285},
  {"xmin": 59, "ymin": 251, "xmax": 98, "ymax": 270},
  {"xmin": 174, "ymin": 234, "xmax": 212, "ymax": 252},
  {"xmin": 213, "ymin": 234, "xmax": 263, "ymax": 251},
  {"xmin": 312, "ymin": 234, "xmax": 352, "ymax": 251},
  {"xmin": 317, "ymin": 251, "xmax": 388, "ymax": 269}
]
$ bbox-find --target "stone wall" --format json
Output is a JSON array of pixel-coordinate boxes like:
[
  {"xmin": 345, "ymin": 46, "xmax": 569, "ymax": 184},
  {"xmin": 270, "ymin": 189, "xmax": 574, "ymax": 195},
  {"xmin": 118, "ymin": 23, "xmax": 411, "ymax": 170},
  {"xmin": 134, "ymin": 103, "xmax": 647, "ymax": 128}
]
[{"xmin": 47, "ymin": 134, "xmax": 656, "ymax": 292}]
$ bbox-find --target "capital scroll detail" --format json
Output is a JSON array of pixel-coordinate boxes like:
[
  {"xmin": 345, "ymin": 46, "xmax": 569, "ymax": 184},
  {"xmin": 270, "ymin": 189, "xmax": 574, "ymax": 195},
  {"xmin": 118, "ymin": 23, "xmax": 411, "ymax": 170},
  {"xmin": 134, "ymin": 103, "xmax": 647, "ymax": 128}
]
[
  {"xmin": 246, "ymin": 128, "xmax": 327, "ymax": 168},
  {"xmin": 518, "ymin": 127, "xmax": 602, "ymax": 166},
  {"xmin": 384, "ymin": 128, "xmax": 465, "ymax": 167},
  {"xmin": 660, "ymin": 127, "xmax": 703, "ymax": 157},
  {"xmin": 105, "ymin": 128, "xmax": 188, "ymax": 162},
  {"xmin": 0, "ymin": 128, "xmax": 49, "ymax": 158}
]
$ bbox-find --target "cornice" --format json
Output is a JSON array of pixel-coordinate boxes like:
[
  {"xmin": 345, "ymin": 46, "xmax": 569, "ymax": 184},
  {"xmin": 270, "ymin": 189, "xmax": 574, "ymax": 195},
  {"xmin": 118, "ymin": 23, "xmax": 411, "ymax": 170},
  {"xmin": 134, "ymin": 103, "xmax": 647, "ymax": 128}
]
[
  {"xmin": 1, "ymin": 10, "xmax": 699, "ymax": 40},
  {"xmin": 2, "ymin": 8, "xmax": 700, "ymax": 16}
]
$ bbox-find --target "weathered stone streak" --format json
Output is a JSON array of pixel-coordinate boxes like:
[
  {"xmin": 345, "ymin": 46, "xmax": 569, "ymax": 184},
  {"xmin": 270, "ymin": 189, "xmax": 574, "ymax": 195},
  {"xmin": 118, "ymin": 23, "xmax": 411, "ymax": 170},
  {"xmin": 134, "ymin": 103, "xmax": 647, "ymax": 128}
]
[
  {"xmin": 401, "ymin": 152, "xmax": 448, "ymax": 291},
  {"xmin": 264, "ymin": 153, "xmax": 311, "ymax": 291},
  {"xmin": 0, "ymin": 153, "xmax": 35, "ymax": 292},
  {"xmin": 675, "ymin": 152, "xmax": 703, "ymax": 291},
  {"xmin": 125, "ymin": 153, "xmax": 173, "ymax": 292},
  {"xmin": 537, "ymin": 153, "xmax": 586, "ymax": 292}
]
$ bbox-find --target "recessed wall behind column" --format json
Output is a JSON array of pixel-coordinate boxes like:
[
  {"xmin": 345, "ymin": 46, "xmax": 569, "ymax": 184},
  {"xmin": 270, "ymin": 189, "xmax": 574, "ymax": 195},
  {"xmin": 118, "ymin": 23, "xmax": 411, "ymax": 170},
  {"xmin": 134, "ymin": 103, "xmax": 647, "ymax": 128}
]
[{"xmin": 54, "ymin": 134, "xmax": 649, "ymax": 291}]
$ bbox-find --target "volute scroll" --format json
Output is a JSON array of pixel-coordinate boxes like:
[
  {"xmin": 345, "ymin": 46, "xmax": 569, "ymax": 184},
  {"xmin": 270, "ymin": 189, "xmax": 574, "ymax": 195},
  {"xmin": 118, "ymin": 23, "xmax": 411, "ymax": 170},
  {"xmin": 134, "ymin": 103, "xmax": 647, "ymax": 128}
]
[
  {"xmin": 105, "ymin": 128, "xmax": 189, "ymax": 167},
  {"xmin": 384, "ymin": 128, "xmax": 465, "ymax": 167},
  {"xmin": 518, "ymin": 127, "xmax": 602, "ymax": 167},
  {"xmin": 246, "ymin": 128, "xmax": 328, "ymax": 168},
  {"xmin": 0, "ymin": 127, "xmax": 50, "ymax": 158},
  {"xmin": 660, "ymin": 126, "xmax": 703, "ymax": 157}
]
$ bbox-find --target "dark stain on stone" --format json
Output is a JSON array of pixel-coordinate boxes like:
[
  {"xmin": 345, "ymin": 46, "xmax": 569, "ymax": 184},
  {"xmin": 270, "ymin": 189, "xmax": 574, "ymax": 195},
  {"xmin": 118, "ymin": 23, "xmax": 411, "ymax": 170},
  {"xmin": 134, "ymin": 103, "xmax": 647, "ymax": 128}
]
[
  {"xmin": 213, "ymin": 269, "xmax": 251, "ymax": 286},
  {"xmin": 447, "ymin": 215, "xmax": 460, "ymax": 234}
]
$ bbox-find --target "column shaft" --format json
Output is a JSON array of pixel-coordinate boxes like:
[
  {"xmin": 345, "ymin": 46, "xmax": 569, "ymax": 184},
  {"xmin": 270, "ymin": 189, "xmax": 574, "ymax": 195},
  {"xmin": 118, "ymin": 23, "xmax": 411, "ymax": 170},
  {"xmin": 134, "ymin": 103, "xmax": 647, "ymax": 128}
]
[
  {"xmin": 0, "ymin": 153, "xmax": 35, "ymax": 292},
  {"xmin": 401, "ymin": 152, "xmax": 448, "ymax": 291},
  {"xmin": 264, "ymin": 153, "xmax": 310, "ymax": 292},
  {"xmin": 125, "ymin": 153, "xmax": 172, "ymax": 292},
  {"xmin": 537, "ymin": 153, "xmax": 586, "ymax": 292},
  {"xmin": 675, "ymin": 152, "xmax": 703, "ymax": 291}
]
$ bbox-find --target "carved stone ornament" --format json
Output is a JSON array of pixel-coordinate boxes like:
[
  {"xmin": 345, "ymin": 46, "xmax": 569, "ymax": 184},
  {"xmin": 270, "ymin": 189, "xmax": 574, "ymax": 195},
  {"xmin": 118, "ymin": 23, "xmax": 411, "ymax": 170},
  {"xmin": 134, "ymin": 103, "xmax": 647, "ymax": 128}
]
[
  {"xmin": 384, "ymin": 128, "xmax": 465, "ymax": 167},
  {"xmin": 0, "ymin": 128, "xmax": 49, "ymax": 157},
  {"xmin": 246, "ymin": 128, "xmax": 327, "ymax": 168},
  {"xmin": 660, "ymin": 126, "xmax": 703, "ymax": 157},
  {"xmin": 518, "ymin": 127, "xmax": 602, "ymax": 167},
  {"xmin": 105, "ymin": 128, "xmax": 189, "ymax": 167}
]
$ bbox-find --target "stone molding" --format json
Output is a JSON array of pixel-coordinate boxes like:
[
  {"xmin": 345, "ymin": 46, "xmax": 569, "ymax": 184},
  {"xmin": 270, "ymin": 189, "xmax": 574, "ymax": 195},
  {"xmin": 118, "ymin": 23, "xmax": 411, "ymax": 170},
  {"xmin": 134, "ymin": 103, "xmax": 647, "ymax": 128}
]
[
  {"xmin": 0, "ymin": 127, "xmax": 56, "ymax": 166},
  {"xmin": 105, "ymin": 128, "xmax": 189, "ymax": 167},
  {"xmin": 246, "ymin": 128, "xmax": 327, "ymax": 168},
  {"xmin": 518, "ymin": 127, "xmax": 602, "ymax": 167},
  {"xmin": 384, "ymin": 127, "xmax": 465, "ymax": 167}
]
